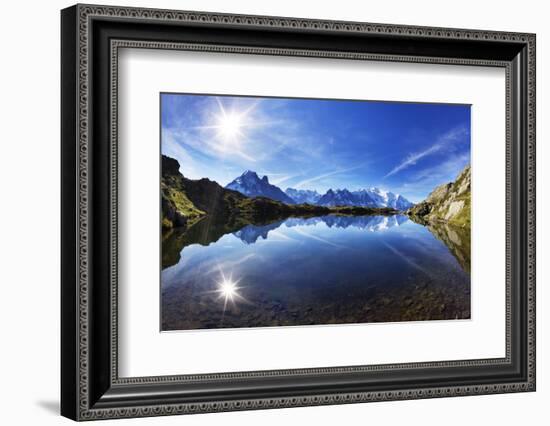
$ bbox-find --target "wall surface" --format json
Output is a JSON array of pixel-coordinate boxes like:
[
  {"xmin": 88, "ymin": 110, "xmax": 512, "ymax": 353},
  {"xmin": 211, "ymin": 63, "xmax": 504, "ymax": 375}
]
[{"xmin": 0, "ymin": 0, "xmax": 547, "ymax": 424}]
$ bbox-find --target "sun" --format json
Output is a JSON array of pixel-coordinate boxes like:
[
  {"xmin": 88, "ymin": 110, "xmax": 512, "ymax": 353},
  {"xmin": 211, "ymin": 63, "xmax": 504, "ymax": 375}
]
[
  {"xmin": 197, "ymin": 97, "xmax": 263, "ymax": 161},
  {"xmin": 217, "ymin": 112, "xmax": 244, "ymax": 141}
]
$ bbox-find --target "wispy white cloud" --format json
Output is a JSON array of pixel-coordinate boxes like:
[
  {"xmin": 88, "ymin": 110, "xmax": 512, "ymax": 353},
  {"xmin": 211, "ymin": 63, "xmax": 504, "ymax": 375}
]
[
  {"xmin": 269, "ymin": 173, "xmax": 303, "ymax": 187},
  {"xmin": 384, "ymin": 144, "xmax": 442, "ymax": 178},
  {"xmin": 293, "ymin": 164, "xmax": 366, "ymax": 189},
  {"xmin": 413, "ymin": 151, "xmax": 470, "ymax": 183},
  {"xmin": 163, "ymin": 96, "xmax": 322, "ymax": 171},
  {"xmin": 384, "ymin": 125, "xmax": 468, "ymax": 178},
  {"xmin": 161, "ymin": 128, "xmax": 198, "ymax": 176},
  {"xmin": 391, "ymin": 151, "xmax": 470, "ymax": 202},
  {"xmin": 163, "ymin": 95, "xmax": 368, "ymax": 191}
]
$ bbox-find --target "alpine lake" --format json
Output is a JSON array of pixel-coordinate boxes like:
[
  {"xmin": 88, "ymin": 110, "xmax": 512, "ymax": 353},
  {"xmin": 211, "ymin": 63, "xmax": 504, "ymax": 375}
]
[{"xmin": 161, "ymin": 212, "xmax": 471, "ymax": 331}]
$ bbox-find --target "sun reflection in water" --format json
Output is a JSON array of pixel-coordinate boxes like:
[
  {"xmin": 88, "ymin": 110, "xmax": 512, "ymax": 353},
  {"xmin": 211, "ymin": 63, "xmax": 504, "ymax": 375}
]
[
  {"xmin": 218, "ymin": 277, "xmax": 239, "ymax": 302},
  {"xmin": 211, "ymin": 270, "xmax": 251, "ymax": 319}
]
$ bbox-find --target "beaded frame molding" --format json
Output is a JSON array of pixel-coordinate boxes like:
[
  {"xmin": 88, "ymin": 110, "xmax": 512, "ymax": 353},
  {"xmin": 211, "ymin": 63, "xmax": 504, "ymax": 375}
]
[{"xmin": 61, "ymin": 4, "xmax": 536, "ymax": 421}]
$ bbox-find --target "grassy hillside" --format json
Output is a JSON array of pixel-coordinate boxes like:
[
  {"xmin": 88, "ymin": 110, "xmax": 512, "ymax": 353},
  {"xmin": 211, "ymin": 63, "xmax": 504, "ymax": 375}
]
[
  {"xmin": 407, "ymin": 165, "xmax": 471, "ymax": 228},
  {"xmin": 161, "ymin": 178, "xmax": 205, "ymax": 230},
  {"xmin": 161, "ymin": 157, "xmax": 206, "ymax": 230}
]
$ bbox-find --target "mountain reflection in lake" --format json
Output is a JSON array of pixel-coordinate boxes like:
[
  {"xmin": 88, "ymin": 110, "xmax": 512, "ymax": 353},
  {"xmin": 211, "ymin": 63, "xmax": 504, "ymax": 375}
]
[{"xmin": 161, "ymin": 215, "xmax": 470, "ymax": 331}]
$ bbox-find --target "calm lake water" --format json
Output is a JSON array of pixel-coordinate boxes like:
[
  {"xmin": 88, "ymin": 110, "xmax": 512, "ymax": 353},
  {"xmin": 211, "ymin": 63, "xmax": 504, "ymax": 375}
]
[{"xmin": 161, "ymin": 215, "xmax": 470, "ymax": 331}]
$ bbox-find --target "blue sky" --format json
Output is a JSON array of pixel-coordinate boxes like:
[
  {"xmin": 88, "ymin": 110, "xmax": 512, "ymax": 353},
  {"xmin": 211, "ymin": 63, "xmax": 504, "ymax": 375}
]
[{"xmin": 161, "ymin": 93, "xmax": 470, "ymax": 203}]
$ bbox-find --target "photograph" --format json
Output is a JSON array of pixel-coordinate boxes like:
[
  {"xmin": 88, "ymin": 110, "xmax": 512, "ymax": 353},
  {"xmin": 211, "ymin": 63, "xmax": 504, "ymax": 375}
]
[{"xmin": 160, "ymin": 93, "xmax": 472, "ymax": 331}]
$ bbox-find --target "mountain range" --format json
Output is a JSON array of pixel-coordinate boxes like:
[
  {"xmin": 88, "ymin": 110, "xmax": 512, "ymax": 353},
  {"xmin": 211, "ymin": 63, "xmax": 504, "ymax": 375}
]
[
  {"xmin": 284, "ymin": 187, "xmax": 321, "ymax": 204},
  {"xmin": 225, "ymin": 170, "xmax": 413, "ymax": 210},
  {"xmin": 162, "ymin": 155, "xmax": 389, "ymax": 232},
  {"xmin": 234, "ymin": 215, "xmax": 410, "ymax": 244}
]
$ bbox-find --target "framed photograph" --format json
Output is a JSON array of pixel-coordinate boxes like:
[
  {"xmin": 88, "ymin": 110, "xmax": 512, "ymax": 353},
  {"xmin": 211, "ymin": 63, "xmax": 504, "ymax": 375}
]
[{"xmin": 61, "ymin": 4, "xmax": 536, "ymax": 421}]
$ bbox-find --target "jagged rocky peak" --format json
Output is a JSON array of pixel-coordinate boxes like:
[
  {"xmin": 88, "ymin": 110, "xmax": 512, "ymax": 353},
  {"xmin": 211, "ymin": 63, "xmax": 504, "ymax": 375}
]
[
  {"xmin": 226, "ymin": 170, "xmax": 295, "ymax": 204},
  {"xmin": 285, "ymin": 188, "xmax": 321, "ymax": 204},
  {"xmin": 317, "ymin": 188, "xmax": 356, "ymax": 207},
  {"xmin": 395, "ymin": 194, "xmax": 414, "ymax": 210},
  {"xmin": 242, "ymin": 169, "xmax": 258, "ymax": 177},
  {"xmin": 316, "ymin": 187, "xmax": 412, "ymax": 210},
  {"xmin": 357, "ymin": 188, "xmax": 414, "ymax": 210},
  {"xmin": 162, "ymin": 154, "xmax": 181, "ymax": 176}
]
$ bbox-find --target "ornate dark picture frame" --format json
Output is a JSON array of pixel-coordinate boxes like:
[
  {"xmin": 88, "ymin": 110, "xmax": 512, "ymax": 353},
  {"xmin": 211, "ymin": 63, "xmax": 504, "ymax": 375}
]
[{"xmin": 61, "ymin": 4, "xmax": 536, "ymax": 421}]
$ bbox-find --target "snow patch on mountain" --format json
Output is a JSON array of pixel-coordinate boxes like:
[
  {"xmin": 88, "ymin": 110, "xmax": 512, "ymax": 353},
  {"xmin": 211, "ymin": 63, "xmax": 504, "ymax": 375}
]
[
  {"xmin": 316, "ymin": 187, "xmax": 413, "ymax": 210},
  {"xmin": 226, "ymin": 170, "xmax": 414, "ymax": 210},
  {"xmin": 285, "ymin": 188, "xmax": 321, "ymax": 204},
  {"xmin": 225, "ymin": 171, "xmax": 295, "ymax": 204}
]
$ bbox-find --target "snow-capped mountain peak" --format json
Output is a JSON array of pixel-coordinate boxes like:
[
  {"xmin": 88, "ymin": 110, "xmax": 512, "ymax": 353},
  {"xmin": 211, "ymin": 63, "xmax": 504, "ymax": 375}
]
[
  {"xmin": 226, "ymin": 171, "xmax": 414, "ymax": 210},
  {"xmin": 226, "ymin": 171, "xmax": 295, "ymax": 204},
  {"xmin": 317, "ymin": 188, "xmax": 365, "ymax": 207},
  {"xmin": 285, "ymin": 188, "xmax": 321, "ymax": 204}
]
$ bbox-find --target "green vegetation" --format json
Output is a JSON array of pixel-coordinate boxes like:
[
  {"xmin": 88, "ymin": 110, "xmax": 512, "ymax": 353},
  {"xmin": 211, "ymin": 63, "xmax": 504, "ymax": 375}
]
[
  {"xmin": 407, "ymin": 165, "xmax": 471, "ymax": 228},
  {"xmin": 445, "ymin": 166, "xmax": 471, "ymax": 227},
  {"xmin": 330, "ymin": 206, "xmax": 398, "ymax": 216},
  {"xmin": 431, "ymin": 221, "xmax": 470, "ymax": 273},
  {"xmin": 161, "ymin": 154, "xmax": 398, "ymax": 233},
  {"xmin": 161, "ymin": 177, "xmax": 205, "ymax": 230}
]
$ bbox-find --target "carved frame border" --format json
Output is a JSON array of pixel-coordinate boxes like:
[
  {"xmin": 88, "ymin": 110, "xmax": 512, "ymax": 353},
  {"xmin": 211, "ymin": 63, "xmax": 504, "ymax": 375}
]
[{"xmin": 62, "ymin": 3, "xmax": 535, "ymax": 421}]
